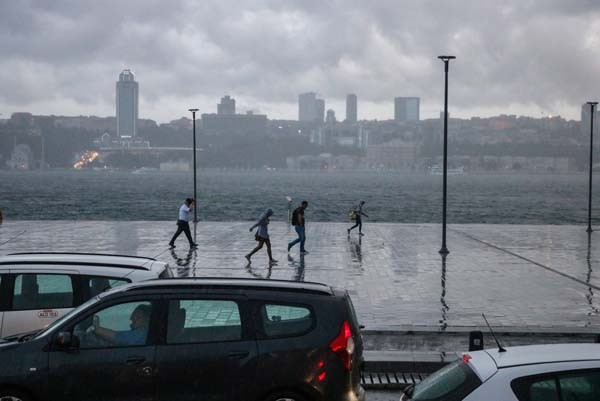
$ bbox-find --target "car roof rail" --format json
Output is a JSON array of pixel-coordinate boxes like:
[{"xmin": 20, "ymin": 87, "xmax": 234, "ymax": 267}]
[
  {"xmin": 8, "ymin": 252, "xmax": 156, "ymax": 261},
  {"xmin": 125, "ymin": 277, "xmax": 334, "ymax": 295}
]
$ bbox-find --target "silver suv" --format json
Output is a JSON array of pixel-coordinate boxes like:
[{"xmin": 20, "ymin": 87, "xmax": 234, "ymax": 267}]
[{"xmin": 0, "ymin": 252, "xmax": 171, "ymax": 337}]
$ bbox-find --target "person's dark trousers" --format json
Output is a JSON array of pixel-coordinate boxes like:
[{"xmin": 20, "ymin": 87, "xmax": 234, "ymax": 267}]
[
  {"xmin": 349, "ymin": 217, "xmax": 362, "ymax": 233},
  {"xmin": 169, "ymin": 220, "xmax": 194, "ymax": 246},
  {"xmin": 288, "ymin": 225, "xmax": 306, "ymax": 252}
]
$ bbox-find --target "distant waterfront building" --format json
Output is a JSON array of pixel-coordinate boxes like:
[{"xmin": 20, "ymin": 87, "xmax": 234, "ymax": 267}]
[
  {"xmin": 394, "ymin": 97, "xmax": 420, "ymax": 122},
  {"xmin": 346, "ymin": 94, "xmax": 357, "ymax": 123},
  {"xmin": 218, "ymin": 95, "xmax": 236, "ymax": 115},
  {"xmin": 325, "ymin": 109, "xmax": 336, "ymax": 124},
  {"xmin": 298, "ymin": 92, "xmax": 325, "ymax": 123},
  {"xmin": 116, "ymin": 69, "xmax": 139, "ymax": 138},
  {"xmin": 201, "ymin": 111, "xmax": 267, "ymax": 136},
  {"xmin": 315, "ymin": 99, "xmax": 325, "ymax": 123}
]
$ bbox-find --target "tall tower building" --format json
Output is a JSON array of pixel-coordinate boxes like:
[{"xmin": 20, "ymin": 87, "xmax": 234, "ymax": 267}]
[
  {"xmin": 346, "ymin": 94, "xmax": 357, "ymax": 123},
  {"xmin": 218, "ymin": 95, "xmax": 236, "ymax": 115},
  {"xmin": 298, "ymin": 92, "xmax": 325, "ymax": 123},
  {"xmin": 394, "ymin": 97, "xmax": 420, "ymax": 122},
  {"xmin": 315, "ymin": 99, "xmax": 325, "ymax": 123},
  {"xmin": 116, "ymin": 69, "xmax": 139, "ymax": 138},
  {"xmin": 299, "ymin": 92, "xmax": 317, "ymax": 122}
]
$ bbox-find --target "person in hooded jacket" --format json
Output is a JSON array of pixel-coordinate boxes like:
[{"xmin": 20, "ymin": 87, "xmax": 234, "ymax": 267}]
[{"xmin": 245, "ymin": 208, "xmax": 278, "ymax": 264}]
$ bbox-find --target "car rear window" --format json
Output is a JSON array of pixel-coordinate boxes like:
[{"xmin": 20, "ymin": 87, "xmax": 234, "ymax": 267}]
[
  {"xmin": 260, "ymin": 303, "xmax": 314, "ymax": 338},
  {"xmin": 409, "ymin": 360, "xmax": 482, "ymax": 401}
]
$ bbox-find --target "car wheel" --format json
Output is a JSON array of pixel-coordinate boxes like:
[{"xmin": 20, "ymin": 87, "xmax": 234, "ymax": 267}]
[
  {"xmin": 265, "ymin": 392, "xmax": 308, "ymax": 401},
  {"xmin": 0, "ymin": 390, "xmax": 30, "ymax": 401}
]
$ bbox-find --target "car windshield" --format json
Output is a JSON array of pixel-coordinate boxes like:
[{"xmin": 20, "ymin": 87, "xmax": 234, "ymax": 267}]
[
  {"xmin": 32, "ymin": 295, "xmax": 101, "ymax": 340},
  {"xmin": 408, "ymin": 361, "xmax": 482, "ymax": 401}
]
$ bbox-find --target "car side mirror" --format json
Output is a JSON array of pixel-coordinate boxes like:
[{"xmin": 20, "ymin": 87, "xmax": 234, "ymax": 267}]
[{"xmin": 55, "ymin": 331, "xmax": 80, "ymax": 351}]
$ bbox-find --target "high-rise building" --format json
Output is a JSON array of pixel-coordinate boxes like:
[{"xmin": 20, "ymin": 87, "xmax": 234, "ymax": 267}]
[
  {"xmin": 298, "ymin": 92, "xmax": 325, "ymax": 123},
  {"xmin": 116, "ymin": 69, "xmax": 139, "ymax": 138},
  {"xmin": 346, "ymin": 94, "xmax": 357, "ymax": 123},
  {"xmin": 218, "ymin": 95, "xmax": 236, "ymax": 115},
  {"xmin": 394, "ymin": 97, "xmax": 420, "ymax": 122},
  {"xmin": 315, "ymin": 99, "xmax": 325, "ymax": 123},
  {"xmin": 326, "ymin": 109, "xmax": 336, "ymax": 124}
]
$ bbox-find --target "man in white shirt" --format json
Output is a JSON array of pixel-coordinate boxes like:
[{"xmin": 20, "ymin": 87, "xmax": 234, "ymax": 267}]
[{"xmin": 168, "ymin": 198, "xmax": 197, "ymax": 248}]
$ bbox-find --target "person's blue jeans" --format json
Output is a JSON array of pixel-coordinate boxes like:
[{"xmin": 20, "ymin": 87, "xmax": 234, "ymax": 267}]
[{"xmin": 288, "ymin": 225, "xmax": 306, "ymax": 252}]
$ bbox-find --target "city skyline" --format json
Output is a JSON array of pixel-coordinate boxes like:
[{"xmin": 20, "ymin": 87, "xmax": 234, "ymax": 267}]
[{"xmin": 1, "ymin": 1, "xmax": 600, "ymax": 123}]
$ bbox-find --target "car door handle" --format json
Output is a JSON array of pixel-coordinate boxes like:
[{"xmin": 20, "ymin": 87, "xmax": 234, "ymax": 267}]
[
  {"xmin": 227, "ymin": 351, "xmax": 249, "ymax": 359},
  {"xmin": 125, "ymin": 356, "xmax": 146, "ymax": 365}
]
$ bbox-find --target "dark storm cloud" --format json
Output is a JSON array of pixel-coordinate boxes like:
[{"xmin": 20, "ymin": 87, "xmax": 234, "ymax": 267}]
[{"xmin": 1, "ymin": 0, "xmax": 599, "ymax": 120}]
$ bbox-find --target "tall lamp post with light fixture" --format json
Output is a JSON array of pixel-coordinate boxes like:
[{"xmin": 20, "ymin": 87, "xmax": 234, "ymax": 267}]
[
  {"xmin": 189, "ymin": 108, "xmax": 199, "ymax": 224},
  {"xmin": 587, "ymin": 101, "xmax": 598, "ymax": 233},
  {"xmin": 438, "ymin": 55, "xmax": 456, "ymax": 255}
]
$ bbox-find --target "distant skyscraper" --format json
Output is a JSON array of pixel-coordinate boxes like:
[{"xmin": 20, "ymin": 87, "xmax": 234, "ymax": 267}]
[
  {"xmin": 299, "ymin": 92, "xmax": 316, "ymax": 122},
  {"xmin": 116, "ymin": 69, "xmax": 139, "ymax": 138},
  {"xmin": 346, "ymin": 94, "xmax": 357, "ymax": 123},
  {"xmin": 394, "ymin": 97, "xmax": 420, "ymax": 122},
  {"xmin": 315, "ymin": 99, "xmax": 325, "ymax": 123},
  {"xmin": 326, "ymin": 109, "xmax": 336, "ymax": 124},
  {"xmin": 298, "ymin": 92, "xmax": 325, "ymax": 123},
  {"xmin": 218, "ymin": 95, "xmax": 236, "ymax": 115}
]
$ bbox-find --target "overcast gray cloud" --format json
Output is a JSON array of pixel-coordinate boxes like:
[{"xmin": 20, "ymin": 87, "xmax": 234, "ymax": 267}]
[{"xmin": 1, "ymin": 0, "xmax": 600, "ymax": 122}]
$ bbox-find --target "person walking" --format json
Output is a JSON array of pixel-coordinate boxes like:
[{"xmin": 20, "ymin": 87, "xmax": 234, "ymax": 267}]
[
  {"xmin": 168, "ymin": 198, "xmax": 197, "ymax": 248},
  {"xmin": 348, "ymin": 201, "xmax": 368, "ymax": 236},
  {"xmin": 245, "ymin": 208, "xmax": 277, "ymax": 264},
  {"xmin": 288, "ymin": 200, "xmax": 308, "ymax": 254}
]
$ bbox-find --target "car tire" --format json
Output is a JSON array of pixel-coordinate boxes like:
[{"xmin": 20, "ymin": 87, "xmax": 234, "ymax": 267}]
[
  {"xmin": 264, "ymin": 392, "xmax": 308, "ymax": 401},
  {"xmin": 0, "ymin": 389, "xmax": 31, "ymax": 401}
]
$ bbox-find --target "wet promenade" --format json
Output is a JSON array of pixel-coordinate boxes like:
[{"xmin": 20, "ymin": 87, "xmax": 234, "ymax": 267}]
[{"xmin": 1, "ymin": 221, "xmax": 599, "ymax": 333}]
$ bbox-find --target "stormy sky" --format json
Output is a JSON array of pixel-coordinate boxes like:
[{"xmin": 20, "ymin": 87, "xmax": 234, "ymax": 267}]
[{"xmin": 1, "ymin": 0, "xmax": 600, "ymax": 122}]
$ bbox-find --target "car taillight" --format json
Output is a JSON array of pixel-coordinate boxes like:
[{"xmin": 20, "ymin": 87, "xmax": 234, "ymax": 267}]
[{"xmin": 329, "ymin": 320, "xmax": 354, "ymax": 371}]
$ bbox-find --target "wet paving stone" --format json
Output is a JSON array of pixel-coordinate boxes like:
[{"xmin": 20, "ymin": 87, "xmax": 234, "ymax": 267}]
[{"xmin": 1, "ymin": 221, "xmax": 599, "ymax": 331}]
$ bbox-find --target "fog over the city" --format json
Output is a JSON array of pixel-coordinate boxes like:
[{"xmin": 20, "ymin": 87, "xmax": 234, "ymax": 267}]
[{"xmin": 1, "ymin": 0, "xmax": 600, "ymax": 121}]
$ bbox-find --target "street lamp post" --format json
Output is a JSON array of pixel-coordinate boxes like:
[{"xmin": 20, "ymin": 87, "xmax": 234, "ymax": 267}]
[
  {"xmin": 587, "ymin": 101, "xmax": 598, "ymax": 233},
  {"xmin": 189, "ymin": 108, "xmax": 199, "ymax": 223},
  {"xmin": 438, "ymin": 55, "xmax": 456, "ymax": 255}
]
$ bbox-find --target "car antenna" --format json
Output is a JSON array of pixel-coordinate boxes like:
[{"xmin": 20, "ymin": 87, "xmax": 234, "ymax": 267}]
[{"xmin": 482, "ymin": 313, "xmax": 506, "ymax": 353}]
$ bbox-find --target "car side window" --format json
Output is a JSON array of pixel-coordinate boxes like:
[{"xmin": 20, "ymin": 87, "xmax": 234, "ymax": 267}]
[
  {"xmin": 512, "ymin": 370, "xmax": 600, "ymax": 401},
  {"xmin": 83, "ymin": 276, "xmax": 129, "ymax": 298},
  {"xmin": 12, "ymin": 274, "xmax": 74, "ymax": 310},
  {"xmin": 74, "ymin": 301, "xmax": 152, "ymax": 349},
  {"xmin": 166, "ymin": 299, "xmax": 242, "ymax": 344},
  {"xmin": 559, "ymin": 371, "xmax": 600, "ymax": 401},
  {"xmin": 529, "ymin": 379, "xmax": 559, "ymax": 401},
  {"xmin": 260, "ymin": 304, "xmax": 313, "ymax": 338}
]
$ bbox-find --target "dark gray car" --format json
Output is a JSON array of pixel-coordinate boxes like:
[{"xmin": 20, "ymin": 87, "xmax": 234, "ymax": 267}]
[{"xmin": 0, "ymin": 278, "xmax": 365, "ymax": 401}]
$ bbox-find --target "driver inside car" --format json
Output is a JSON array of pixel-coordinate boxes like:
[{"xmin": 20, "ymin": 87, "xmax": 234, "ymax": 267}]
[{"xmin": 90, "ymin": 304, "xmax": 151, "ymax": 346}]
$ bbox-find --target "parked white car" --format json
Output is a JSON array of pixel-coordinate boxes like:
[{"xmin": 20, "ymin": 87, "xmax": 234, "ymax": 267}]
[
  {"xmin": 401, "ymin": 343, "xmax": 600, "ymax": 401},
  {"xmin": 0, "ymin": 252, "xmax": 171, "ymax": 337}
]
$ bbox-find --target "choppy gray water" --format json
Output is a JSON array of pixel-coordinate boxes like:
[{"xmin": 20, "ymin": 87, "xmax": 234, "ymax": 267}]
[{"xmin": 1, "ymin": 170, "xmax": 597, "ymax": 224}]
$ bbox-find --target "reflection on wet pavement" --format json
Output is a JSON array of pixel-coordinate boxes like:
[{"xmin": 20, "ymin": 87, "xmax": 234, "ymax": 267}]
[{"xmin": 1, "ymin": 221, "xmax": 600, "ymax": 331}]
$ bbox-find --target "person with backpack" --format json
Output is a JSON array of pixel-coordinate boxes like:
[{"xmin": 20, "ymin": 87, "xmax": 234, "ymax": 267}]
[
  {"xmin": 288, "ymin": 200, "xmax": 309, "ymax": 254},
  {"xmin": 245, "ymin": 208, "xmax": 278, "ymax": 264},
  {"xmin": 348, "ymin": 201, "xmax": 368, "ymax": 236}
]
